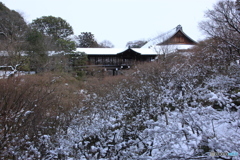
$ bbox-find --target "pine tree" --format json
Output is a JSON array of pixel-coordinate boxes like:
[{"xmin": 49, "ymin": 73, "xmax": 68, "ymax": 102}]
[{"xmin": 78, "ymin": 32, "xmax": 99, "ymax": 48}]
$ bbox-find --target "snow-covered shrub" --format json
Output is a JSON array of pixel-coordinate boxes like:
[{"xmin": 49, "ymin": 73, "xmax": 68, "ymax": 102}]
[
  {"xmin": 52, "ymin": 48, "xmax": 240, "ymax": 159},
  {"xmin": 1, "ymin": 47, "xmax": 240, "ymax": 159}
]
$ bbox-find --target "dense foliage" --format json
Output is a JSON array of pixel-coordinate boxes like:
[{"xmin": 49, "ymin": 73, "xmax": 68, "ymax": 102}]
[
  {"xmin": 31, "ymin": 16, "xmax": 74, "ymax": 40},
  {"xmin": 0, "ymin": 3, "xmax": 81, "ymax": 74},
  {"xmin": 77, "ymin": 32, "xmax": 99, "ymax": 48},
  {"xmin": 0, "ymin": 2, "xmax": 28, "ymax": 73}
]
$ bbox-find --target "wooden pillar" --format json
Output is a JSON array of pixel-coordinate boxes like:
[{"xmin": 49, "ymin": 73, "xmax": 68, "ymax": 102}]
[{"xmin": 113, "ymin": 69, "xmax": 115, "ymax": 76}]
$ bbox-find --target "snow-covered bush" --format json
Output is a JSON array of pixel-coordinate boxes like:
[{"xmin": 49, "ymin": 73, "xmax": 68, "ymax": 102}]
[
  {"xmin": 1, "ymin": 50, "xmax": 240, "ymax": 159},
  {"xmin": 53, "ymin": 57, "xmax": 240, "ymax": 159}
]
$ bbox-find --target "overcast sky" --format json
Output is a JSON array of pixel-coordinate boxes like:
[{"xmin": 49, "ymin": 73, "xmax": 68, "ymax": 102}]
[{"xmin": 2, "ymin": 0, "xmax": 218, "ymax": 48}]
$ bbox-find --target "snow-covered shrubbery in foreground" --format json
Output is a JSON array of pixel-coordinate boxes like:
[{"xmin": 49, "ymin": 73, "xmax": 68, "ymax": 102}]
[
  {"xmin": 54, "ymin": 61, "xmax": 240, "ymax": 160},
  {"xmin": 1, "ymin": 54, "xmax": 240, "ymax": 159}
]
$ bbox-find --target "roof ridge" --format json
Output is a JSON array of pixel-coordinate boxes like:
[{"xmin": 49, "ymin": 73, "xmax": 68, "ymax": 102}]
[{"xmin": 150, "ymin": 27, "xmax": 177, "ymax": 42}]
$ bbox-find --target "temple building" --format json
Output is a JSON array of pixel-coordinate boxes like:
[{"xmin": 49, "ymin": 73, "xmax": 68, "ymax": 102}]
[
  {"xmin": 141, "ymin": 25, "xmax": 197, "ymax": 54},
  {"xmin": 76, "ymin": 25, "xmax": 197, "ymax": 74},
  {"xmin": 76, "ymin": 47, "xmax": 156, "ymax": 75}
]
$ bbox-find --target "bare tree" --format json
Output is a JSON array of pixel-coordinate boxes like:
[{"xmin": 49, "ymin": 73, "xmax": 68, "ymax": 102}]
[
  {"xmin": 199, "ymin": 0, "xmax": 240, "ymax": 61},
  {"xmin": 236, "ymin": 0, "xmax": 240, "ymax": 15},
  {"xmin": 126, "ymin": 40, "xmax": 147, "ymax": 48},
  {"xmin": 99, "ymin": 40, "xmax": 114, "ymax": 48}
]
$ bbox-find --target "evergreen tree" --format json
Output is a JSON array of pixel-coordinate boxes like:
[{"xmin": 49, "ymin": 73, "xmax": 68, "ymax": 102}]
[
  {"xmin": 0, "ymin": 2, "xmax": 27, "ymax": 45},
  {"xmin": 31, "ymin": 16, "xmax": 75, "ymax": 52},
  {"xmin": 78, "ymin": 32, "xmax": 99, "ymax": 48},
  {"xmin": 31, "ymin": 16, "xmax": 73, "ymax": 40},
  {"xmin": 0, "ymin": 2, "xmax": 29, "ymax": 73},
  {"xmin": 25, "ymin": 29, "xmax": 48, "ymax": 72}
]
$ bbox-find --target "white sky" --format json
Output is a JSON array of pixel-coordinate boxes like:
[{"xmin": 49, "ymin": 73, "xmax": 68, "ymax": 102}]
[{"xmin": 1, "ymin": 0, "xmax": 218, "ymax": 48}]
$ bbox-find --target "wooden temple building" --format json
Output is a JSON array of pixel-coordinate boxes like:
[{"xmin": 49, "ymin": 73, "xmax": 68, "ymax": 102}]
[
  {"xmin": 141, "ymin": 25, "xmax": 197, "ymax": 52},
  {"xmin": 76, "ymin": 47, "xmax": 157, "ymax": 75},
  {"xmin": 76, "ymin": 25, "xmax": 197, "ymax": 75}
]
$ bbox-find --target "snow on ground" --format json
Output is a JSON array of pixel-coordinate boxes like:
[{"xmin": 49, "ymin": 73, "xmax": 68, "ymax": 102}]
[{"xmin": 0, "ymin": 71, "xmax": 35, "ymax": 79}]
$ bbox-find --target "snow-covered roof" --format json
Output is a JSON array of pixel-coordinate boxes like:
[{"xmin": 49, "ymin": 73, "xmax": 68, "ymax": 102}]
[
  {"xmin": 141, "ymin": 25, "xmax": 197, "ymax": 49},
  {"xmin": 130, "ymin": 48, "xmax": 157, "ymax": 55},
  {"xmin": 76, "ymin": 48, "xmax": 157, "ymax": 55},
  {"xmin": 76, "ymin": 48, "xmax": 123, "ymax": 55},
  {"xmin": 141, "ymin": 27, "xmax": 177, "ymax": 49},
  {"xmin": 0, "ymin": 48, "xmax": 157, "ymax": 57}
]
